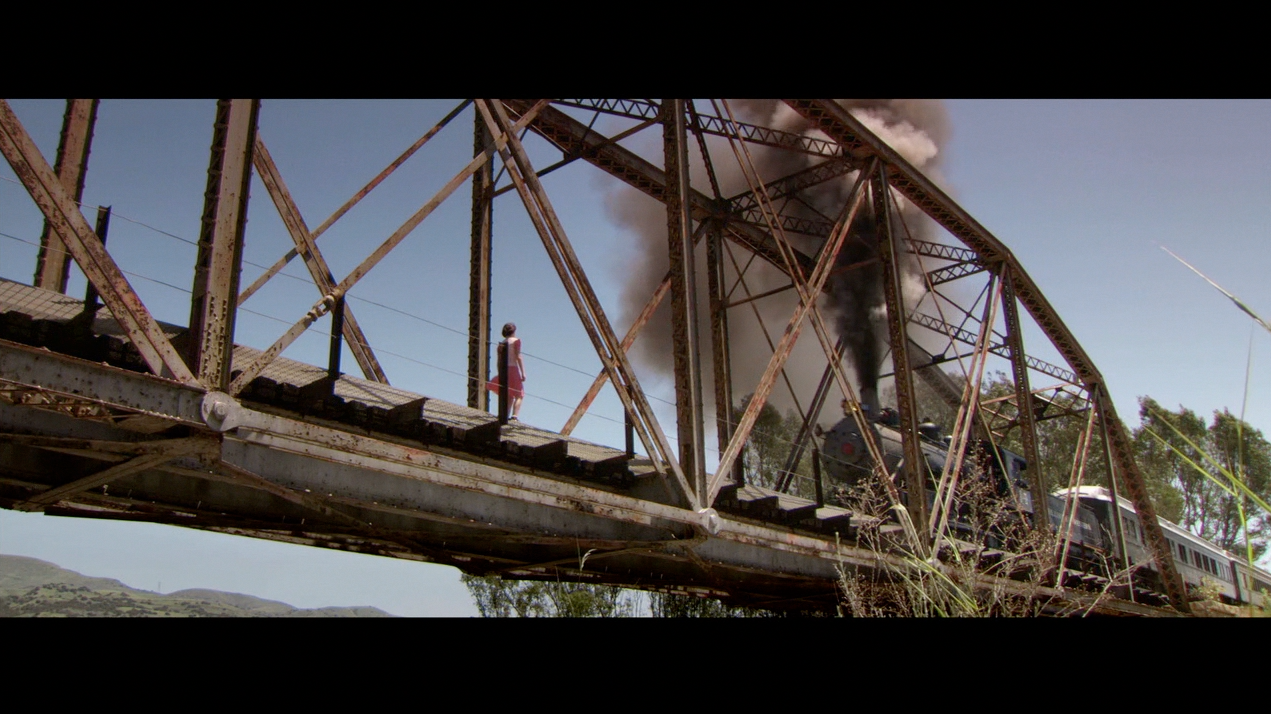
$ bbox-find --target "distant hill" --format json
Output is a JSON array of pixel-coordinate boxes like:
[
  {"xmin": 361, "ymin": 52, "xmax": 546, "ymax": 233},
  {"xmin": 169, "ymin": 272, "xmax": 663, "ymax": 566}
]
[{"xmin": 0, "ymin": 555, "xmax": 394, "ymax": 617}]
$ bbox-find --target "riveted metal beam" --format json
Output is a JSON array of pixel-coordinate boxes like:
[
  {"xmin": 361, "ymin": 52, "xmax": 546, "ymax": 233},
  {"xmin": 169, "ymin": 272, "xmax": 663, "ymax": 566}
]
[
  {"xmin": 1001, "ymin": 265, "xmax": 1047, "ymax": 527},
  {"xmin": 0, "ymin": 100, "xmax": 197, "ymax": 387},
  {"xmin": 477, "ymin": 99, "xmax": 695, "ymax": 509},
  {"xmin": 237, "ymin": 100, "xmax": 471, "ymax": 306},
  {"xmin": 663, "ymin": 99, "xmax": 707, "ymax": 499},
  {"xmin": 707, "ymin": 161, "xmax": 873, "ymax": 506},
  {"xmin": 782, "ymin": 98, "xmax": 1190, "ymax": 613},
  {"xmin": 227, "ymin": 101, "xmax": 551, "ymax": 397},
  {"xmin": 12, "ymin": 435, "xmax": 214, "ymax": 511},
  {"xmin": 34, "ymin": 99, "xmax": 98, "ymax": 293},
  {"xmin": 875, "ymin": 168, "xmax": 927, "ymax": 540},
  {"xmin": 251, "ymin": 135, "xmax": 388, "ymax": 384},
  {"xmin": 468, "ymin": 112, "xmax": 493, "ymax": 410},
  {"xmin": 189, "ymin": 99, "xmax": 259, "ymax": 391}
]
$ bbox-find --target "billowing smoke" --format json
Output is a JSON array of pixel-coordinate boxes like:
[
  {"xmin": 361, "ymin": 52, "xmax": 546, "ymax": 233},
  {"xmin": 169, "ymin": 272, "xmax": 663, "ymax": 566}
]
[{"xmin": 605, "ymin": 99, "xmax": 950, "ymax": 427}]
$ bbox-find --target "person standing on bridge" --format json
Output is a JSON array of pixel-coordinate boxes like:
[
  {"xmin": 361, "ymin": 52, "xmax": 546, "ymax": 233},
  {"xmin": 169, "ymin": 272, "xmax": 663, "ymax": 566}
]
[{"xmin": 486, "ymin": 322, "xmax": 526, "ymax": 420}]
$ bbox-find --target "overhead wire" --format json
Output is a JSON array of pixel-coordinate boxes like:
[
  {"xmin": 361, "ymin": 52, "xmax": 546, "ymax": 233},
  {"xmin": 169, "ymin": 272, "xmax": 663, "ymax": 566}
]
[
  {"xmin": 1, "ymin": 174, "xmax": 840, "ymax": 475},
  {"xmin": 0, "ymin": 220, "xmax": 667, "ymax": 431}
]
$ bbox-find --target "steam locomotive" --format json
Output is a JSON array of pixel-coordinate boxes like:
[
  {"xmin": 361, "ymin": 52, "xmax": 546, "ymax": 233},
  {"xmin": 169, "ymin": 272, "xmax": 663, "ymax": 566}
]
[{"xmin": 818, "ymin": 409, "xmax": 1271, "ymax": 609}]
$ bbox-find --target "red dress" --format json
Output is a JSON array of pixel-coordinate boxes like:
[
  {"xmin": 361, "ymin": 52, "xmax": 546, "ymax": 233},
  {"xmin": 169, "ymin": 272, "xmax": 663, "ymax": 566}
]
[{"xmin": 486, "ymin": 337, "xmax": 524, "ymax": 398}]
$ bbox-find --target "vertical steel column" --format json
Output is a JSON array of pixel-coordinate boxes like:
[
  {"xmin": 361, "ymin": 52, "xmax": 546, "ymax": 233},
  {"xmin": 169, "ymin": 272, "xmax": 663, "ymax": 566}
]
[
  {"xmin": 662, "ymin": 99, "xmax": 707, "ymax": 498},
  {"xmin": 1097, "ymin": 387, "xmax": 1190, "ymax": 612},
  {"xmin": 497, "ymin": 339, "xmax": 510, "ymax": 425},
  {"xmin": 1001, "ymin": 266, "xmax": 1048, "ymax": 527},
  {"xmin": 706, "ymin": 222, "xmax": 740, "ymax": 486},
  {"xmin": 189, "ymin": 99, "xmax": 260, "ymax": 391},
  {"xmin": 875, "ymin": 167, "xmax": 928, "ymax": 541},
  {"xmin": 82, "ymin": 206, "xmax": 110, "ymax": 310},
  {"xmin": 469, "ymin": 111, "xmax": 494, "ymax": 410},
  {"xmin": 34, "ymin": 99, "xmax": 99, "ymax": 293},
  {"xmin": 1098, "ymin": 402, "xmax": 1133, "ymax": 597},
  {"xmin": 328, "ymin": 295, "xmax": 346, "ymax": 382}
]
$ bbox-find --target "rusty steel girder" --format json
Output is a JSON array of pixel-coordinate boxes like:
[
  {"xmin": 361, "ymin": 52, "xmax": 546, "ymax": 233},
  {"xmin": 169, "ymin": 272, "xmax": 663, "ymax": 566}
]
[
  {"xmin": 0, "ymin": 100, "xmax": 197, "ymax": 387},
  {"xmin": 189, "ymin": 99, "xmax": 258, "ymax": 391},
  {"xmin": 34, "ymin": 99, "xmax": 98, "ymax": 294},
  {"xmin": 781, "ymin": 99, "xmax": 1191, "ymax": 614}
]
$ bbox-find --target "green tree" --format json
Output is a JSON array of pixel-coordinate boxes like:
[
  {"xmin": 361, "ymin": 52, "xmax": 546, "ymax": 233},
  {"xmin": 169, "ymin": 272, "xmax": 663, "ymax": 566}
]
[
  {"xmin": 461, "ymin": 574, "xmax": 642, "ymax": 617},
  {"xmin": 1133, "ymin": 398, "xmax": 1271, "ymax": 559},
  {"xmin": 648, "ymin": 592, "xmax": 776, "ymax": 617},
  {"xmin": 733, "ymin": 394, "xmax": 814, "ymax": 495}
]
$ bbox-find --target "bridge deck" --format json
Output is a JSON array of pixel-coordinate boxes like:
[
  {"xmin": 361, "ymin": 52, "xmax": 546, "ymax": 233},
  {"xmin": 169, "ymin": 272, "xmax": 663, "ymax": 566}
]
[{"xmin": 0, "ymin": 279, "xmax": 1172, "ymax": 614}]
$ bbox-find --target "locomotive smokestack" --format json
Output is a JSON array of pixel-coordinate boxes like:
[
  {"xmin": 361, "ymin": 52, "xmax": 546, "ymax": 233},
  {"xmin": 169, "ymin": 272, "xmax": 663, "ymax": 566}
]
[{"xmin": 859, "ymin": 385, "xmax": 881, "ymax": 418}]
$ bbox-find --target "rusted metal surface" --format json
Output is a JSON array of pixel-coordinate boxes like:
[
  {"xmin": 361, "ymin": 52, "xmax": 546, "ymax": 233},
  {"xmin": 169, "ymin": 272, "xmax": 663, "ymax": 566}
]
[
  {"xmin": 227, "ymin": 101, "xmax": 551, "ymax": 397},
  {"xmin": 34, "ymin": 99, "xmax": 98, "ymax": 294},
  {"xmin": 82, "ymin": 206, "xmax": 110, "ymax": 310},
  {"xmin": 0, "ymin": 100, "xmax": 197, "ymax": 387},
  {"xmin": 1098, "ymin": 385, "xmax": 1189, "ymax": 613},
  {"xmin": 560, "ymin": 275, "xmax": 670, "ymax": 437},
  {"xmin": 468, "ymin": 112, "xmax": 493, "ymax": 411},
  {"xmin": 555, "ymin": 99, "xmax": 843, "ymax": 159},
  {"xmin": 776, "ymin": 338, "xmax": 843, "ymax": 494},
  {"xmin": 11, "ymin": 435, "xmax": 216, "ymax": 511},
  {"xmin": 251, "ymin": 135, "xmax": 387, "ymax": 384},
  {"xmin": 874, "ymin": 168, "xmax": 928, "ymax": 539},
  {"xmin": 0, "ymin": 99, "xmax": 1198, "ymax": 615},
  {"xmin": 1055, "ymin": 387, "xmax": 1099, "ymax": 582},
  {"xmin": 706, "ymin": 159, "xmax": 873, "ymax": 506},
  {"xmin": 237, "ymin": 100, "xmax": 472, "ymax": 306},
  {"xmin": 189, "ymin": 99, "xmax": 259, "ymax": 392},
  {"xmin": 906, "ymin": 310, "xmax": 1078, "ymax": 386},
  {"xmin": 783, "ymin": 98, "xmax": 1190, "ymax": 614},
  {"xmin": 1001, "ymin": 266, "xmax": 1047, "ymax": 527},
  {"xmin": 1097, "ymin": 398, "xmax": 1134, "ymax": 596},
  {"xmin": 504, "ymin": 100, "xmax": 812, "ymax": 280},
  {"xmin": 477, "ymin": 99, "xmax": 696, "ymax": 510},
  {"xmin": 706, "ymin": 222, "xmax": 738, "ymax": 485},
  {"xmin": 0, "ymin": 284, "xmax": 1179, "ymax": 615},
  {"xmin": 662, "ymin": 100, "xmax": 707, "ymax": 499}
]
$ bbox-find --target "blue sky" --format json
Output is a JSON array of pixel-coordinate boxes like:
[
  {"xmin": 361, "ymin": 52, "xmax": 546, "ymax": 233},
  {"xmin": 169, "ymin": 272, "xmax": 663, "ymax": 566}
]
[{"xmin": 1, "ymin": 100, "xmax": 1267, "ymax": 615}]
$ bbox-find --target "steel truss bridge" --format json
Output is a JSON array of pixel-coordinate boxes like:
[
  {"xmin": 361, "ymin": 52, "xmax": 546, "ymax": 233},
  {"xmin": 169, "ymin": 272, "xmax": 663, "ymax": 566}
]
[{"xmin": 0, "ymin": 99, "xmax": 1189, "ymax": 615}]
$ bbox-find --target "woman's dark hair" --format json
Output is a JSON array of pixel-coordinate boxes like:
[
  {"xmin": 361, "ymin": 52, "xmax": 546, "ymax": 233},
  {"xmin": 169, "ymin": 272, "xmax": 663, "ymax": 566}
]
[{"xmin": 502, "ymin": 322, "xmax": 516, "ymax": 338}]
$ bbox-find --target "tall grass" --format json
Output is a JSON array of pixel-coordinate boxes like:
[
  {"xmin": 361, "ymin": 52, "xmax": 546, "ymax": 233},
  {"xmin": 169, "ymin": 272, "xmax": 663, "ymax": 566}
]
[{"xmin": 1145, "ymin": 248, "xmax": 1271, "ymax": 613}]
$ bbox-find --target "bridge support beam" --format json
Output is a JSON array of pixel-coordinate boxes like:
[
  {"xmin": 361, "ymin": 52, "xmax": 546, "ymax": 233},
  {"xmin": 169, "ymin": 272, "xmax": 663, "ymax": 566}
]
[
  {"xmin": 0, "ymin": 100, "xmax": 197, "ymax": 386},
  {"xmin": 34, "ymin": 99, "xmax": 99, "ymax": 294},
  {"xmin": 875, "ymin": 167, "xmax": 928, "ymax": 542},
  {"xmin": 189, "ymin": 99, "xmax": 259, "ymax": 391},
  {"xmin": 251, "ymin": 135, "xmax": 387, "ymax": 384},
  {"xmin": 468, "ymin": 111, "xmax": 493, "ymax": 411},
  {"xmin": 663, "ymin": 99, "xmax": 707, "ymax": 500},
  {"xmin": 477, "ymin": 99, "xmax": 696, "ymax": 510},
  {"xmin": 1001, "ymin": 266, "xmax": 1047, "ymax": 528}
]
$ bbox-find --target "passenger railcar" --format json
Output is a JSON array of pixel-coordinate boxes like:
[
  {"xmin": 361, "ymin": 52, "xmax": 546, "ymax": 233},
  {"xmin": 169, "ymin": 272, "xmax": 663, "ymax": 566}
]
[
  {"xmin": 1060, "ymin": 486, "xmax": 1271, "ymax": 608},
  {"xmin": 817, "ymin": 410, "xmax": 1271, "ymax": 608}
]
